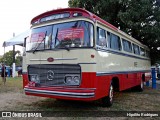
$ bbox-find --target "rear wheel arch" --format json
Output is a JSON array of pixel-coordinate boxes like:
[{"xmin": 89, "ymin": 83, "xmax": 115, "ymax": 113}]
[
  {"xmin": 112, "ymin": 76, "xmax": 120, "ymax": 91},
  {"xmin": 142, "ymin": 74, "xmax": 145, "ymax": 82},
  {"xmin": 101, "ymin": 76, "xmax": 120, "ymax": 107},
  {"xmin": 136, "ymin": 74, "xmax": 144, "ymax": 92}
]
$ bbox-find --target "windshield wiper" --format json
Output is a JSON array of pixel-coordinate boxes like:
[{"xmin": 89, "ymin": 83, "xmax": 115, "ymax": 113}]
[
  {"xmin": 54, "ymin": 28, "xmax": 70, "ymax": 51},
  {"xmin": 33, "ymin": 31, "xmax": 47, "ymax": 54}
]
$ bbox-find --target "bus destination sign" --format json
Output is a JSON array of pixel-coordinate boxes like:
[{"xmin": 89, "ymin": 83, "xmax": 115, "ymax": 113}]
[{"xmin": 40, "ymin": 13, "xmax": 70, "ymax": 22}]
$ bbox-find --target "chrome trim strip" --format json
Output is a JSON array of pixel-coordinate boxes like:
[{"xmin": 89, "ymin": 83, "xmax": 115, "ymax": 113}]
[
  {"xmin": 30, "ymin": 58, "xmax": 77, "ymax": 61},
  {"xmin": 96, "ymin": 70, "xmax": 151, "ymax": 76},
  {"xmin": 78, "ymin": 63, "xmax": 96, "ymax": 64},
  {"xmin": 57, "ymin": 88, "xmax": 97, "ymax": 90},
  {"xmin": 54, "ymin": 58, "xmax": 77, "ymax": 60},
  {"xmin": 30, "ymin": 59, "xmax": 46, "ymax": 61},
  {"xmin": 24, "ymin": 88, "xmax": 95, "ymax": 98},
  {"xmin": 96, "ymin": 47, "xmax": 150, "ymax": 61},
  {"xmin": 30, "ymin": 87, "xmax": 97, "ymax": 90}
]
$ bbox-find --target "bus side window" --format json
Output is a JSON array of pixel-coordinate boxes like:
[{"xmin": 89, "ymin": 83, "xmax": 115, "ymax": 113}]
[
  {"xmin": 146, "ymin": 50, "xmax": 150, "ymax": 58},
  {"xmin": 122, "ymin": 39, "xmax": 132, "ymax": 53},
  {"xmin": 109, "ymin": 33, "xmax": 121, "ymax": 51},
  {"xmin": 140, "ymin": 47, "xmax": 145, "ymax": 56},
  {"xmin": 107, "ymin": 32, "xmax": 111, "ymax": 48},
  {"xmin": 97, "ymin": 27, "xmax": 107, "ymax": 47},
  {"xmin": 133, "ymin": 44, "xmax": 140, "ymax": 55}
]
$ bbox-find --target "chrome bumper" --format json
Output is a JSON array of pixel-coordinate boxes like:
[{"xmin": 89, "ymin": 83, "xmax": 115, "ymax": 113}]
[{"xmin": 24, "ymin": 88, "xmax": 95, "ymax": 98}]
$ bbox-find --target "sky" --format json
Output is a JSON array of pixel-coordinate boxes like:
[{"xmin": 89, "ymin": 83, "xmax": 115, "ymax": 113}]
[{"xmin": 0, "ymin": 0, "xmax": 69, "ymax": 55}]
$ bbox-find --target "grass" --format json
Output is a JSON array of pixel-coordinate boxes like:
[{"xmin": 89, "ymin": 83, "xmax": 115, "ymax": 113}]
[{"xmin": 0, "ymin": 76, "xmax": 23, "ymax": 93}]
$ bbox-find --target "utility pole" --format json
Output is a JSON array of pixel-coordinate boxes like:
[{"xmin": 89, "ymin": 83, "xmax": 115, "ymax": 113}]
[{"xmin": 12, "ymin": 33, "xmax": 16, "ymax": 78}]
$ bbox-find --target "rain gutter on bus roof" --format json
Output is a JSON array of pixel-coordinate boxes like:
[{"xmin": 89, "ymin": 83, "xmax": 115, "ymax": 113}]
[
  {"xmin": 31, "ymin": 8, "xmax": 92, "ymax": 24},
  {"xmin": 118, "ymin": 29, "xmax": 149, "ymax": 50},
  {"xmin": 96, "ymin": 20, "xmax": 149, "ymax": 50}
]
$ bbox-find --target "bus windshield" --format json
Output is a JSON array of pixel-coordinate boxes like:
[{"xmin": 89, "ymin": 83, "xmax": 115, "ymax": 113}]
[{"xmin": 26, "ymin": 21, "xmax": 94, "ymax": 51}]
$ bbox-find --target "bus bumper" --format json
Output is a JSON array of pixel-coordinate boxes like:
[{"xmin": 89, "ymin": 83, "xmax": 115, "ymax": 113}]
[{"xmin": 24, "ymin": 87, "xmax": 96, "ymax": 101}]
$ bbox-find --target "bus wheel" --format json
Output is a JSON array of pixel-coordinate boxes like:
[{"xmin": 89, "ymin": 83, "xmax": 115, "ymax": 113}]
[
  {"xmin": 102, "ymin": 83, "xmax": 113, "ymax": 107},
  {"xmin": 137, "ymin": 80, "xmax": 144, "ymax": 92}
]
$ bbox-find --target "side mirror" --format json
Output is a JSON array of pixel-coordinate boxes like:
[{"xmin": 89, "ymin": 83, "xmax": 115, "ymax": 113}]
[
  {"xmin": 24, "ymin": 36, "xmax": 28, "ymax": 47},
  {"xmin": 23, "ymin": 36, "xmax": 28, "ymax": 56}
]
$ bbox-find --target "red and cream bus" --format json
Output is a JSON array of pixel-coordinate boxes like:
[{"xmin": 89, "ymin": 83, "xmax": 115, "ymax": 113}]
[{"xmin": 23, "ymin": 8, "xmax": 151, "ymax": 107}]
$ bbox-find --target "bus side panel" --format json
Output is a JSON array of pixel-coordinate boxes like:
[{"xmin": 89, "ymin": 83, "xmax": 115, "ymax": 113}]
[
  {"xmin": 96, "ymin": 74, "xmax": 133, "ymax": 95},
  {"xmin": 80, "ymin": 72, "xmax": 96, "ymax": 88},
  {"xmin": 119, "ymin": 74, "xmax": 131, "ymax": 91},
  {"xmin": 119, "ymin": 73, "xmax": 141, "ymax": 91},
  {"xmin": 96, "ymin": 72, "xmax": 151, "ymax": 96},
  {"xmin": 119, "ymin": 72, "xmax": 151, "ymax": 91},
  {"xmin": 95, "ymin": 74, "xmax": 132, "ymax": 97},
  {"xmin": 95, "ymin": 75, "xmax": 112, "ymax": 99}
]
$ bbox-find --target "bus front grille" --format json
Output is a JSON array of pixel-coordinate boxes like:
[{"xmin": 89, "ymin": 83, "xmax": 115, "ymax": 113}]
[{"xmin": 28, "ymin": 64, "xmax": 81, "ymax": 86}]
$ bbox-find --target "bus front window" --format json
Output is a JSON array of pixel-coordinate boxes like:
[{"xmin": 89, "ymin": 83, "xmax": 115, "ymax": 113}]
[
  {"xmin": 26, "ymin": 21, "xmax": 94, "ymax": 52},
  {"xmin": 26, "ymin": 25, "xmax": 52, "ymax": 51},
  {"xmin": 53, "ymin": 21, "xmax": 94, "ymax": 48}
]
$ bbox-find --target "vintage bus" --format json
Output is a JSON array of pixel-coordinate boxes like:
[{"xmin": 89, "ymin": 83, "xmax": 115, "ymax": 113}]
[{"xmin": 23, "ymin": 8, "xmax": 151, "ymax": 107}]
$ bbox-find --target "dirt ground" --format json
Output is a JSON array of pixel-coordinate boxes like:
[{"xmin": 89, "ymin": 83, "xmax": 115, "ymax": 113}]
[{"xmin": 0, "ymin": 78, "xmax": 160, "ymax": 120}]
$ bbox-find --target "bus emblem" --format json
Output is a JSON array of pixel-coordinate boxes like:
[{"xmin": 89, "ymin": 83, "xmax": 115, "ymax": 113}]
[{"xmin": 47, "ymin": 70, "xmax": 54, "ymax": 80}]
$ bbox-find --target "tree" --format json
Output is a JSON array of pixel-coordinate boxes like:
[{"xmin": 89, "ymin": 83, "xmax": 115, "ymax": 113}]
[
  {"xmin": 0, "ymin": 50, "xmax": 22, "ymax": 66},
  {"xmin": 68, "ymin": 0, "xmax": 160, "ymax": 64}
]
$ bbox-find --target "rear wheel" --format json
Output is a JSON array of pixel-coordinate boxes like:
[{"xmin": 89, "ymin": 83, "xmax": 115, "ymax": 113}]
[{"xmin": 102, "ymin": 83, "xmax": 114, "ymax": 107}]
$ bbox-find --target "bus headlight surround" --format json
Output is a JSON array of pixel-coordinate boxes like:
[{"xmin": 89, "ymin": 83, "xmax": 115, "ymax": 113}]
[
  {"xmin": 65, "ymin": 75, "xmax": 80, "ymax": 85},
  {"xmin": 29, "ymin": 74, "xmax": 40, "ymax": 83},
  {"xmin": 73, "ymin": 76, "xmax": 80, "ymax": 84},
  {"xmin": 65, "ymin": 76, "xmax": 72, "ymax": 84}
]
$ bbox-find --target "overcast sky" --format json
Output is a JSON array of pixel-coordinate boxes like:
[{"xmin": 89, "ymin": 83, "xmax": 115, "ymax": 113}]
[{"xmin": 0, "ymin": 0, "xmax": 68, "ymax": 55}]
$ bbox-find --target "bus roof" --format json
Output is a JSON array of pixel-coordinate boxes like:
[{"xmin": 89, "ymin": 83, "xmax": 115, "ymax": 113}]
[
  {"xmin": 31, "ymin": 8, "xmax": 118, "ymax": 31},
  {"xmin": 31, "ymin": 8, "xmax": 148, "ymax": 49}
]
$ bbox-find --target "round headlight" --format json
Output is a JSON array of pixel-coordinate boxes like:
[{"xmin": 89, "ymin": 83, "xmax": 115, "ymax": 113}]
[
  {"xmin": 73, "ymin": 76, "xmax": 80, "ymax": 84},
  {"xmin": 31, "ymin": 75, "xmax": 36, "ymax": 82},
  {"xmin": 30, "ymin": 75, "xmax": 40, "ymax": 83},
  {"xmin": 65, "ymin": 76, "xmax": 72, "ymax": 84}
]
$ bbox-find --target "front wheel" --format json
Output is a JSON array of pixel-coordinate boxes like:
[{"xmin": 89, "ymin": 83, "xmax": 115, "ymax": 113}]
[{"xmin": 102, "ymin": 83, "xmax": 114, "ymax": 107}]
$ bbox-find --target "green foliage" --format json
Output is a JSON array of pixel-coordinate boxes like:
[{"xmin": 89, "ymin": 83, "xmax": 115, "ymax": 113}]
[
  {"xmin": 0, "ymin": 50, "xmax": 22, "ymax": 66},
  {"xmin": 68, "ymin": 0, "xmax": 160, "ymax": 64}
]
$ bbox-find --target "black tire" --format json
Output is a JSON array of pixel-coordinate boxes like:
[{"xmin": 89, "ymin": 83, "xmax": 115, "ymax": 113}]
[
  {"xmin": 137, "ymin": 80, "xmax": 144, "ymax": 92},
  {"xmin": 102, "ymin": 83, "xmax": 114, "ymax": 107}
]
